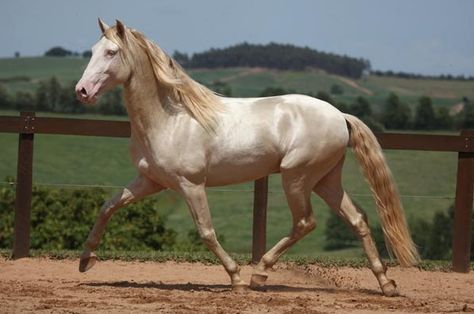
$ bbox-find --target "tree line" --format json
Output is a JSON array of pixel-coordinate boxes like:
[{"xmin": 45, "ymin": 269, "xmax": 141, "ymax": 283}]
[
  {"xmin": 44, "ymin": 46, "xmax": 92, "ymax": 58},
  {"xmin": 0, "ymin": 77, "xmax": 126, "ymax": 116},
  {"xmin": 1, "ymin": 77, "xmax": 473, "ymax": 130},
  {"xmin": 174, "ymin": 42, "xmax": 371, "ymax": 79},
  {"xmin": 372, "ymin": 70, "xmax": 474, "ymax": 81},
  {"xmin": 258, "ymin": 85, "xmax": 474, "ymax": 131},
  {"xmin": 41, "ymin": 44, "xmax": 472, "ymax": 82}
]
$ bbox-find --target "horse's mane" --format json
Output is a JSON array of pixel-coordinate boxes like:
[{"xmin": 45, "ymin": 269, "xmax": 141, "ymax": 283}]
[{"xmin": 104, "ymin": 26, "xmax": 222, "ymax": 132}]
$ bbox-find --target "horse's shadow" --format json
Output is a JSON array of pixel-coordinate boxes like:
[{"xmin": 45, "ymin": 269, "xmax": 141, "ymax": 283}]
[{"xmin": 79, "ymin": 280, "xmax": 383, "ymax": 296}]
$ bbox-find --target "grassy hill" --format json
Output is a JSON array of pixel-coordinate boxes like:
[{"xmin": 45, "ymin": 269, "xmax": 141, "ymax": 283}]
[
  {"xmin": 0, "ymin": 56, "xmax": 464, "ymax": 257},
  {"xmin": 1, "ymin": 57, "xmax": 472, "ymax": 109}
]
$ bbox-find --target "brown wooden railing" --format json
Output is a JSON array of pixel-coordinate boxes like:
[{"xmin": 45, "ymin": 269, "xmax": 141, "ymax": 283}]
[{"xmin": 1, "ymin": 112, "xmax": 472, "ymax": 272}]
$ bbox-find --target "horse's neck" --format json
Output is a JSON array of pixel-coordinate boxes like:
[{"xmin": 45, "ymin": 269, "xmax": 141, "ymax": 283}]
[{"xmin": 124, "ymin": 74, "xmax": 174, "ymax": 136}]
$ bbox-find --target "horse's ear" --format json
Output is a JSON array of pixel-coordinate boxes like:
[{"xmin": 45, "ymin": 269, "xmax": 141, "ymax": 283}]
[
  {"xmin": 116, "ymin": 20, "xmax": 126, "ymax": 38},
  {"xmin": 98, "ymin": 18, "xmax": 109, "ymax": 34}
]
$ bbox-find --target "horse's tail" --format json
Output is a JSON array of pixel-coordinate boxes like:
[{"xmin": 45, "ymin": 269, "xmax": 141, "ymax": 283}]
[{"xmin": 344, "ymin": 114, "xmax": 420, "ymax": 267}]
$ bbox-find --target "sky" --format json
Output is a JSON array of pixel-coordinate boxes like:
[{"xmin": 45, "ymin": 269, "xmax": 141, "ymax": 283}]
[{"xmin": 0, "ymin": 0, "xmax": 473, "ymax": 76}]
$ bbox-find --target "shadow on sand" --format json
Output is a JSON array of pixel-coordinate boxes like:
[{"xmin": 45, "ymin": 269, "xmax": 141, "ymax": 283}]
[{"xmin": 79, "ymin": 280, "xmax": 384, "ymax": 296}]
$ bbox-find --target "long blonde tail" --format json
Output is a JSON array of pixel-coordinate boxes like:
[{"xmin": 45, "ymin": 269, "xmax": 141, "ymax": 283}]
[{"xmin": 344, "ymin": 114, "xmax": 420, "ymax": 266}]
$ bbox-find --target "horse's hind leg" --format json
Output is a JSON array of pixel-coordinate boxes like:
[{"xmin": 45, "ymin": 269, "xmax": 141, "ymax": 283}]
[
  {"xmin": 179, "ymin": 180, "xmax": 247, "ymax": 291},
  {"xmin": 79, "ymin": 174, "xmax": 163, "ymax": 272},
  {"xmin": 314, "ymin": 157, "xmax": 398, "ymax": 297},
  {"xmin": 251, "ymin": 170, "xmax": 316, "ymax": 289}
]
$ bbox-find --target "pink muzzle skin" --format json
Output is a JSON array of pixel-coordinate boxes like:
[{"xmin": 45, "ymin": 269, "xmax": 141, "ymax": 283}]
[{"xmin": 75, "ymin": 81, "xmax": 99, "ymax": 104}]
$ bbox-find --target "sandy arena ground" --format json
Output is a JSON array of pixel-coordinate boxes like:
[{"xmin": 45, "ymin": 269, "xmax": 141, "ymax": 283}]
[{"xmin": 1, "ymin": 257, "xmax": 473, "ymax": 313}]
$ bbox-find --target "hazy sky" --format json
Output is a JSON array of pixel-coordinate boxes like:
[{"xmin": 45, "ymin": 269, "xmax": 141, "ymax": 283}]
[{"xmin": 1, "ymin": 0, "xmax": 473, "ymax": 76}]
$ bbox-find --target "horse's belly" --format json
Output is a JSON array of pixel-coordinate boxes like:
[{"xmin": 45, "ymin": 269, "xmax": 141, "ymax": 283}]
[{"xmin": 206, "ymin": 155, "xmax": 280, "ymax": 187}]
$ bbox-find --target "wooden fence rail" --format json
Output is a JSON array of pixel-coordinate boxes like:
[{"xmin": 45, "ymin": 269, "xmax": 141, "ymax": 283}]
[{"xmin": 1, "ymin": 112, "xmax": 473, "ymax": 271}]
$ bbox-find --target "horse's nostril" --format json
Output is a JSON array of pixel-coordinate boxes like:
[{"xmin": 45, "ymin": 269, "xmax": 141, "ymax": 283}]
[{"xmin": 80, "ymin": 87, "xmax": 88, "ymax": 97}]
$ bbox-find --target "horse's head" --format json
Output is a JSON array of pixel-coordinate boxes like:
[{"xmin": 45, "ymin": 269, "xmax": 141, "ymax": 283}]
[{"xmin": 75, "ymin": 19, "xmax": 132, "ymax": 104}]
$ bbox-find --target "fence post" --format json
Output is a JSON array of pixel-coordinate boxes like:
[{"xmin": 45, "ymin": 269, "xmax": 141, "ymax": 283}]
[
  {"xmin": 252, "ymin": 176, "xmax": 268, "ymax": 264},
  {"xmin": 452, "ymin": 129, "xmax": 474, "ymax": 272},
  {"xmin": 12, "ymin": 112, "xmax": 35, "ymax": 259}
]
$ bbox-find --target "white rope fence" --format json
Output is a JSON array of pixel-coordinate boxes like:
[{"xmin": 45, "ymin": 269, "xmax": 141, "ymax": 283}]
[{"xmin": 0, "ymin": 180, "xmax": 456, "ymax": 200}]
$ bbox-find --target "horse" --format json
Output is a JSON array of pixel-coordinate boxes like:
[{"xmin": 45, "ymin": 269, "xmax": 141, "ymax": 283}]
[{"xmin": 75, "ymin": 19, "xmax": 419, "ymax": 296}]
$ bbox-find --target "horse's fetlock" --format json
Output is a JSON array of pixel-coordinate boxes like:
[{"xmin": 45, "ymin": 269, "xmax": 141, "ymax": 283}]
[{"xmin": 351, "ymin": 215, "xmax": 370, "ymax": 238}]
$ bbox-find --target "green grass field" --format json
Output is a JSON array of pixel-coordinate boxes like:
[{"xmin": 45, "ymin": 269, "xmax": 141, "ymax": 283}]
[{"xmin": 0, "ymin": 111, "xmax": 459, "ymax": 257}]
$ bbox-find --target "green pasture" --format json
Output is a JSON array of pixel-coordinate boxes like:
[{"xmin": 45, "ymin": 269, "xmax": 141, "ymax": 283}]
[
  {"xmin": 0, "ymin": 57, "xmax": 88, "ymax": 93},
  {"xmin": 1, "ymin": 57, "xmax": 471, "ymax": 108},
  {"xmin": 0, "ymin": 111, "xmax": 458, "ymax": 257}
]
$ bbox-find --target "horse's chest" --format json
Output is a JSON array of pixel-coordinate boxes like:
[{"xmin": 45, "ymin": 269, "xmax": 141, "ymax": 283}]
[{"xmin": 130, "ymin": 141, "xmax": 177, "ymax": 184}]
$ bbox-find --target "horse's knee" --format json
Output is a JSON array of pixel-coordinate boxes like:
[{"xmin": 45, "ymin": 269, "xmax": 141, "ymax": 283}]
[
  {"xmin": 294, "ymin": 215, "xmax": 316, "ymax": 237},
  {"xmin": 199, "ymin": 229, "xmax": 217, "ymax": 247}
]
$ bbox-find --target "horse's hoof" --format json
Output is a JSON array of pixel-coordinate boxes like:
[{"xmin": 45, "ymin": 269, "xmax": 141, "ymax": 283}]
[
  {"xmin": 381, "ymin": 279, "xmax": 399, "ymax": 297},
  {"xmin": 250, "ymin": 273, "xmax": 268, "ymax": 290},
  {"xmin": 232, "ymin": 282, "xmax": 249, "ymax": 292},
  {"xmin": 79, "ymin": 252, "xmax": 97, "ymax": 273}
]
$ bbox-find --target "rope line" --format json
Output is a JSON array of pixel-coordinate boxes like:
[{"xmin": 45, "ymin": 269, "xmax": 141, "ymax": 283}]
[{"xmin": 0, "ymin": 181, "xmax": 456, "ymax": 200}]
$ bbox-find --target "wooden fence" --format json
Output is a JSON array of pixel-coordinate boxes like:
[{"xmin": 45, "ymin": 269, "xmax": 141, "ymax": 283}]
[{"xmin": 0, "ymin": 112, "xmax": 473, "ymax": 272}]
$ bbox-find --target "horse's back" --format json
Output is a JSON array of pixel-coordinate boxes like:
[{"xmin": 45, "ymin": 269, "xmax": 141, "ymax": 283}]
[
  {"xmin": 205, "ymin": 95, "xmax": 348, "ymax": 185},
  {"xmin": 220, "ymin": 94, "xmax": 348, "ymax": 154}
]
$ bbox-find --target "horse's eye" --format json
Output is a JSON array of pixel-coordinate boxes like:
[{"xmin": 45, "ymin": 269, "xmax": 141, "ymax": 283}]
[{"xmin": 106, "ymin": 50, "xmax": 117, "ymax": 57}]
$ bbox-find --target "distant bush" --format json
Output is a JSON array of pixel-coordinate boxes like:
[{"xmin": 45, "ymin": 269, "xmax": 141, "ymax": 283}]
[
  {"xmin": 44, "ymin": 46, "xmax": 73, "ymax": 57},
  {"xmin": 324, "ymin": 211, "xmax": 358, "ymax": 250},
  {"xmin": 330, "ymin": 84, "xmax": 344, "ymax": 95},
  {"xmin": 259, "ymin": 87, "xmax": 291, "ymax": 97}
]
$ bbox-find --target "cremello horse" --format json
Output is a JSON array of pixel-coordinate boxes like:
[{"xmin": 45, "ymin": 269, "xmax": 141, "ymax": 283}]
[{"xmin": 75, "ymin": 19, "xmax": 419, "ymax": 296}]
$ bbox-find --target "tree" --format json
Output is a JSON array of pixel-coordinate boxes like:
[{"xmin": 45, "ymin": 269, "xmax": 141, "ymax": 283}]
[
  {"xmin": 434, "ymin": 107, "xmax": 453, "ymax": 130},
  {"xmin": 48, "ymin": 77, "xmax": 62, "ymax": 111},
  {"xmin": 348, "ymin": 97, "xmax": 384, "ymax": 132},
  {"xmin": 414, "ymin": 96, "xmax": 435, "ymax": 130},
  {"xmin": 14, "ymin": 91, "xmax": 34, "ymax": 110},
  {"xmin": 59, "ymin": 82, "xmax": 86, "ymax": 113},
  {"xmin": 98, "ymin": 87, "xmax": 126, "ymax": 115},
  {"xmin": 460, "ymin": 102, "xmax": 474, "ymax": 129},
  {"xmin": 382, "ymin": 93, "xmax": 412, "ymax": 130},
  {"xmin": 44, "ymin": 46, "xmax": 72, "ymax": 57},
  {"xmin": 324, "ymin": 211, "xmax": 358, "ymax": 250},
  {"xmin": 330, "ymin": 84, "xmax": 344, "ymax": 95},
  {"xmin": 0, "ymin": 84, "xmax": 11, "ymax": 109},
  {"xmin": 315, "ymin": 91, "xmax": 335, "ymax": 105},
  {"xmin": 172, "ymin": 50, "xmax": 190, "ymax": 67},
  {"xmin": 35, "ymin": 81, "xmax": 49, "ymax": 111},
  {"xmin": 82, "ymin": 50, "xmax": 92, "ymax": 58},
  {"xmin": 350, "ymin": 96, "xmax": 372, "ymax": 118},
  {"xmin": 209, "ymin": 80, "xmax": 232, "ymax": 96},
  {"xmin": 259, "ymin": 87, "xmax": 288, "ymax": 97}
]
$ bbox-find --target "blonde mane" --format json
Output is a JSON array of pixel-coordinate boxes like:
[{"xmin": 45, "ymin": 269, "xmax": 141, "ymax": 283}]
[{"xmin": 104, "ymin": 26, "xmax": 222, "ymax": 132}]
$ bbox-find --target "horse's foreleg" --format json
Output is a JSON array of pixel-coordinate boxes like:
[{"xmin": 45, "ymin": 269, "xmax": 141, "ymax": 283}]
[
  {"xmin": 251, "ymin": 172, "xmax": 316, "ymax": 289},
  {"xmin": 314, "ymin": 160, "xmax": 398, "ymax": 297},
  {"xmin": 79, "ymin": 175, "xmax": 163, "ymax": 272},
  {"xmin": 179, "ymin": 181, "xmax": 247, "ymax": 291}
]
